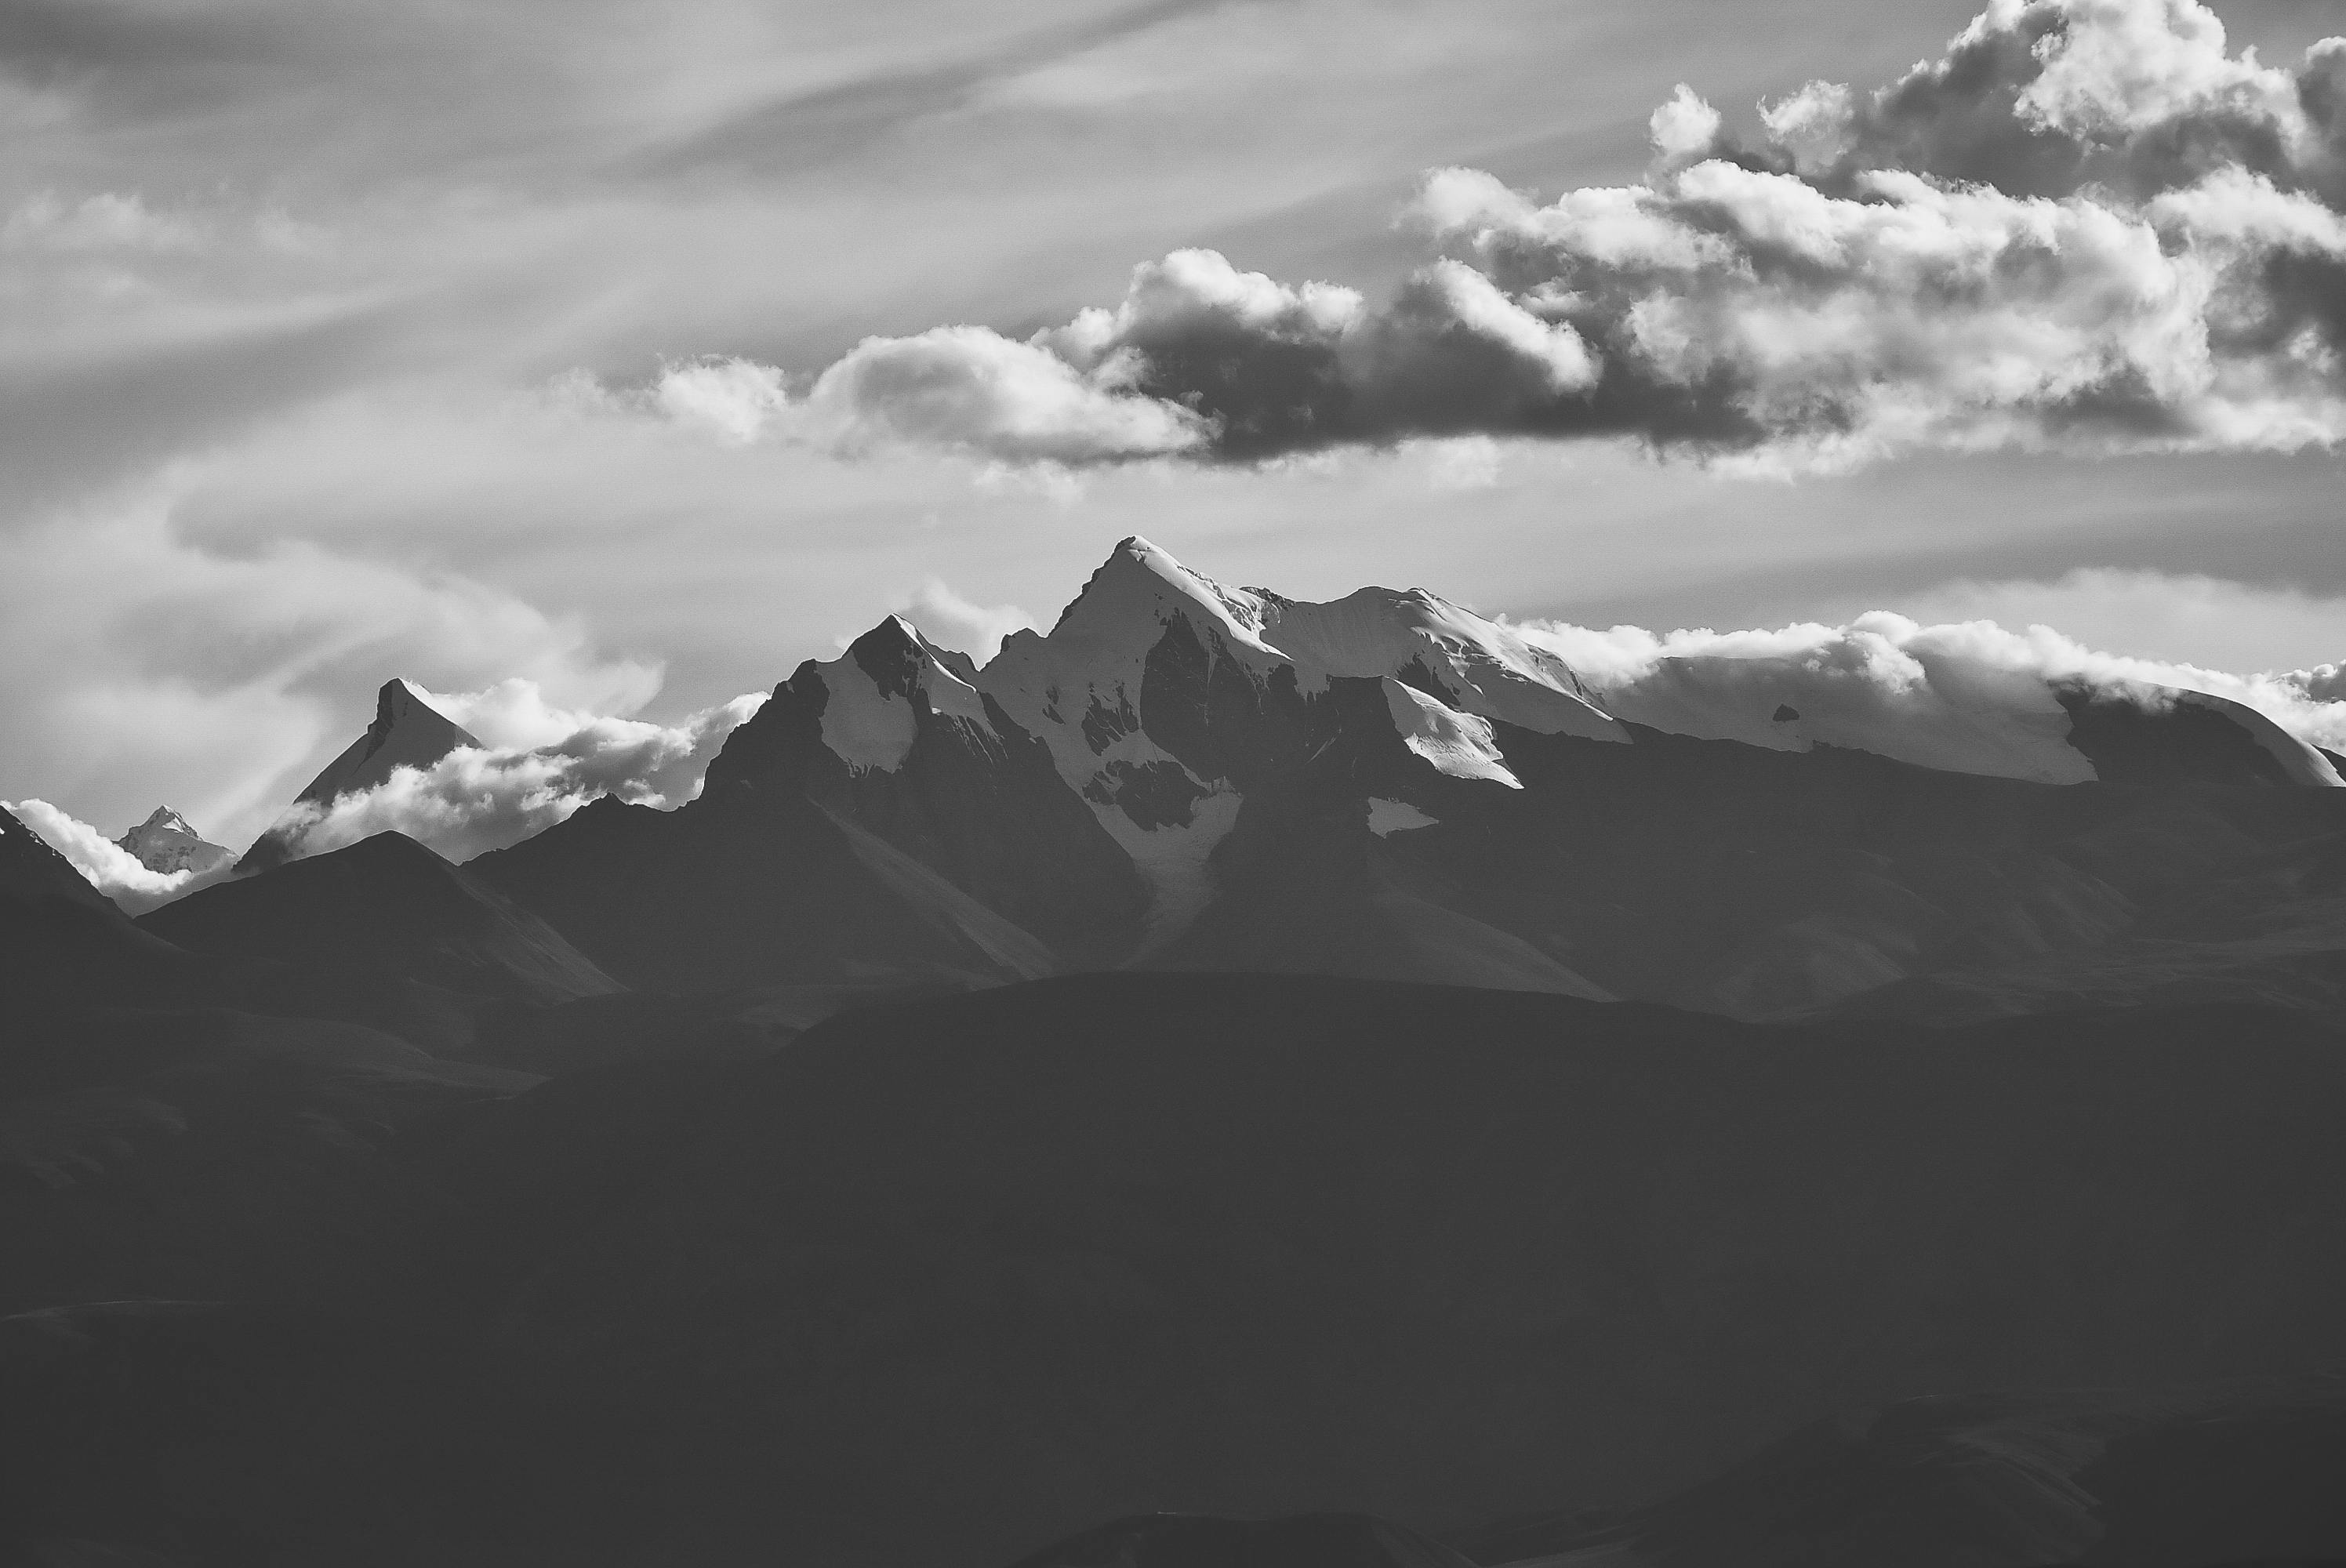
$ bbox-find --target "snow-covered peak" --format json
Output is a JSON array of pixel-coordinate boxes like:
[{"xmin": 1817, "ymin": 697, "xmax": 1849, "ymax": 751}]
[
  {"xmin": 1023, "ymin": 536, "xmax": 1284, "ymax": 669},
  {"xmin": 129, "ymin": 806, "xmax": 199, "ymax": 839},
  {"xmin": 115, "ymin": 806, "xmax": 232, "ymax": 877},
  {"xmin": 975, "ymin": 536, "xmax": 1622, "ymax": 804},
  {"xmin": 979, "ymin": 540, "xmax": 1290, "ymax": 786},
  {"xmin": 1255, "ymin": 586, "xmax": 1625, "ymax": 743},
  {"xmin": 296, "ymin": 679, "xmax": 483, "ymax": 809},
  {"xmin": 812, "ymin": 615, "xmax": 997, "ymax": 773},
  {"xmin": 238, "ymin": 677, "xmax": 485, "ymax": 873}
]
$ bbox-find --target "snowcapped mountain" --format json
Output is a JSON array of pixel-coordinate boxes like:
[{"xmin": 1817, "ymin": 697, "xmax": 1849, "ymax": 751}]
[
  {"xmin": 115, "ymin": 807, "xmax": 233, "ymax": 877},
  {"xmin": 238, "ymin": 679, "xmax": 482, "ymax": 873},
  {"xmin": 450, "ymin": 536, "xmax": 2346, "ymax": 1018}
]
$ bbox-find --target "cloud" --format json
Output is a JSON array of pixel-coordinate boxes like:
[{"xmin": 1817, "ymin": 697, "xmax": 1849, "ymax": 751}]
[
  {"xmin": 651, "ymin": 357, "xmax": 791, "ymax": 445},
  {"xmin": 256, "ymin": 682, "xmax": 768, "ymax": 867},
  {"xmin": 2, "ymin": 797, "xmax": 232, "ymax": 915},
  {"xmin": 889, "ymin": 579, "xmax": 1040, "ymax": 661},
  {"xmin": 559, "ymin": 336, "xmax": 1211, "ymax": 463},
  {"xmin": 729, "ymin": 0, "xmax": 2346, "ymax": 470},
  {"xmin": 1882, "ymin": 567, "xmax": 2346, "ymax": 673},
  {"xmin": 1513, "ymin": 599, "xmax": 2346, "ymax": 782},
  {"xmin": 802, "ymin": 324, "xmax": 1212, "ymax": 461},
  {"xmin": 0, "ymin": 479, "xmax": 670, "ymax": 851}
]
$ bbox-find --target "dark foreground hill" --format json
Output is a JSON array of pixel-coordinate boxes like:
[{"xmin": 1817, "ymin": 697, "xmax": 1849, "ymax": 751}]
[{"xmin": 5, "ymin": 974, "xmax": 2344, "ymax": 1566}]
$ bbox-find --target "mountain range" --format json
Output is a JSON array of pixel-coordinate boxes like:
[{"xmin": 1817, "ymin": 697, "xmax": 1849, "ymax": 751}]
[
  {"xmin": 6, "ymin": 538, "xmax": 2346, "ymax": 1565},
  {"xmin": 126, "ymin": 535, "xmax": 2342, "ymax": 1026}
]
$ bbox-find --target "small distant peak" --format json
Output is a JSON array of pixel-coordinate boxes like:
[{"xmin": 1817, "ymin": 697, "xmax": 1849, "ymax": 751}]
[
  {"xmin": 342, "ymin": 827, "xmax": 445, "ymax": 863},
  {"xmin": 136, "ymin": 806, "xmax": 198, "ymax": 835}
]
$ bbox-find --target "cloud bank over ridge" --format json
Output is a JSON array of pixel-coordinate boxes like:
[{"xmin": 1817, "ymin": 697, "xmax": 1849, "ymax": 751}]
[
  {"xmin": 11, "ymin": 681, "xmax": 770, "ymax": 909},
  {"xmin": 1515, "ymin": 608, "xmax": 2344, "ymax": 785},
  {"xmin": 633, "ymin": 0, "xmax": 2346, "ymax": 470},
  {"xmin": 252, "ymin": 682, "xmax": 770, "ymax": 868}
]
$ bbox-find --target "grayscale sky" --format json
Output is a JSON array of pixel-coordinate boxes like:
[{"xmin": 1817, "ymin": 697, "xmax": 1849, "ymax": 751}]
[{"xmin": 5, "ymin": 0, "xmax": 2344, "ymax": 844}]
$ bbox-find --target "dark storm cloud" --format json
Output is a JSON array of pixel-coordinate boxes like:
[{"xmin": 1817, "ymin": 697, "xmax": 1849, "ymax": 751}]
[{"xmin": 755, "ymin": 0, "xmax": 2346, "ymax": 470}]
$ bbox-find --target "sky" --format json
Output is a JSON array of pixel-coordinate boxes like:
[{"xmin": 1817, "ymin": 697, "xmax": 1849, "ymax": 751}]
[{"xmin": 5, "ymin": 0, "xmax": 2346, "ymax": 852}]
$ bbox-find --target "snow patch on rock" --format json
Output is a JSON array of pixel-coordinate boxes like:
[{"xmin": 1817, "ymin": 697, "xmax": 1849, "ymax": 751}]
[
  {"xmin": 1097, "ymin": 785, "xmax": 1246, "ymax": 953},
  {"xmin": 979, "ymin": 536, "xmax": 1289, "ymax": 799},
  {"xmin": 1367, "ymin": 797, "xmax": 1440, "ymax": 837},
  {"xmin": 817, "ymin": 654, "xmax": 919, "ymax": 773},
  {"xmin": 1260, "ymin": 587, "xmax": 1625, "ymax": 742},
  {"xmin": 1383, "ymin": 680, "xmax": 1523, "ymax": 789}
]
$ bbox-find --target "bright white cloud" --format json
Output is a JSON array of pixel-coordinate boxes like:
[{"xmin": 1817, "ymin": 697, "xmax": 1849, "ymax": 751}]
[
  {"xmin": 1514, "ymin": 599, "xmax": 2346, "ymax": 782},
  {"xmin": 801, "ymin": 325, "xmax": 1211, "ymax": 462},
  {"xmin": 892, "ymin": 579, "xmax": 1040, "ymax": 662},
  {"xmin": 653, "ymin": 356, "xmax": 791, "ymax": 445},
  {"xmin": 259, "ymin": 683, "xmax": 768, "ymax": 867},
  {"xmin": 729, "ymin": 0, "xmax": 2346, "ymax": 468},
  {"xmin": 3, "ymin": 797, "xmax": 233, "ymax": 915}
]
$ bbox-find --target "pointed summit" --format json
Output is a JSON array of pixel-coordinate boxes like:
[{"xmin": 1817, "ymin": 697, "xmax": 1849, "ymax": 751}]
[
  {"xmin": 237, "ymin": 679, "xmax": 483, "ymax": 874},
  {"xmin": 289, "ymin": 679, "xmax": 481, "ymax": 813},
  {"xmin": 848, "ymin": 614, "xmax": 982, "ymax": 699},
  {"xmin": 1038, "ymin": 536, "xmax": 1279, "ymax": 652},
  {"xmin": 116, "ymin": 806, "xmax": 233, "ymax": 877}
]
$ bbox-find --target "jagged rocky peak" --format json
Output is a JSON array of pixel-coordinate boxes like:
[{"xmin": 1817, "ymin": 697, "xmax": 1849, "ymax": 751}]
[
  {"xmin": 237, "ymin": 678, "xmax": 484, "ymax": 874},
  {"xmin": 297, "ymin": 679, "xmax": 483, "ymax": 810},
  {"xmin": 116, "ymin": 807, "xmax": 233, "ymax": 877},
  {"xmin": 974, "ymin": 535, "xmax": 1622, "ymax": 799},
  {"xmin": 703, "ymin": 614, "xmax": 1008, "ymax": 794},
  {"xmin": 846, "ymin": 614, "xmax": 986, "ymax": 699}
]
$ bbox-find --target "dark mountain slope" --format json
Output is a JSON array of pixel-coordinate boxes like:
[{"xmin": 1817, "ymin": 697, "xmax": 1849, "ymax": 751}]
[
  {"xmin": 1008, "ymin": 1513, "xmax": 1480, "ymax": 1568},
  {"xmin": 701, "ymin": 616, "xmax": 1150, "ymax": 967},
  {"xmin": 146, "ymin": 830, "xmax": 618, "ymax": 1007},
  {"xmin": 5, "ymin": 973, "xmax": 2345, "ymax": 1564},
  {"xmin": 1441, "ymin": 1378, "xmax": 2346, "ymax": 1568},
  {"xmin": 2, "ymin": 804, "xmax": 194, "ymax": 1020},
  {"xmin": 346, "ymin": 974, "xmax": 2346, "ymax": 1566},
  {"xmin": 472, "ymin": 789, "xmax": 1058, "ymax": 993}
]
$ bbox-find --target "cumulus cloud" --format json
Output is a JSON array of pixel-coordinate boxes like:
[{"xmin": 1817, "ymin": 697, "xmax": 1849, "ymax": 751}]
[
  {"xmin": 652, "ymin": 357, "xmax": 791, "ymax": 445},
  {"xmin": 1513, "ymin": 604, "xmax": 2346, "ymax": 782},
  {"xmin": 258, "ymin": 682, "xmax": 768, "ymax": 867},
  {"xmin": 713, "ymin": 0, "xmax": 2346, "ymax": 470},
  {"xmin": 557, "ymin": 335, "xmax": 1210, "ymax": 463},
  {"xmin": 2, "ymin": 797, "xmax": 232, "ymax": 915},
  {"xmin": 889, "ymin": 579, "xmax": 1040, "ymax": 662}
]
